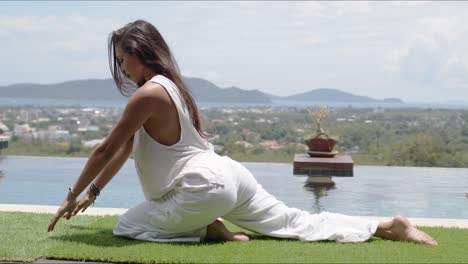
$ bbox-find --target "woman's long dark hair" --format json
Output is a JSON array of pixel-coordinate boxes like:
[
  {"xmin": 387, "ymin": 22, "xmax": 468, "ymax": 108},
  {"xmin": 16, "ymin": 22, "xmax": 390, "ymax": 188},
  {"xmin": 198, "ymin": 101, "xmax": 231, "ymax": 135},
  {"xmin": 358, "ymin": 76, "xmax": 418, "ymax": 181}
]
[{"xmin": 108, "ymin": 19, "xmax": 209, "ymax": 138}]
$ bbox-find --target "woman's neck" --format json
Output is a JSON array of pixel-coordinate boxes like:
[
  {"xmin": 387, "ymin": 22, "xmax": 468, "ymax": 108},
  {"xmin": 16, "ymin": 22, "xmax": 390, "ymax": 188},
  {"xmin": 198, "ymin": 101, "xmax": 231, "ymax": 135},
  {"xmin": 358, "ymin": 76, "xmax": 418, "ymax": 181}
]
[{"xmin": 143, "ymin": 69, "xmax": 158, "ymax": 82}]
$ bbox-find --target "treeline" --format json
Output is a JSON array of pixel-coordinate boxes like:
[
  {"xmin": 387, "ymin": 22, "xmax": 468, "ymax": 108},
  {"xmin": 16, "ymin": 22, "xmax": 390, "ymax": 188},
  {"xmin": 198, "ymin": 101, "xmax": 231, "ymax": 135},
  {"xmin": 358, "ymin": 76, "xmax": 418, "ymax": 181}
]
[
  {"xmin": 4, "ymin": 137, "xmax": 93, "ymax": 157},
  {"xmin": 203, "ymin": 107, "xmax": 468, "ymax": 167},
  {"xmin": 3, "ymin": 107, "xmax": 468, "ymax": 168}
]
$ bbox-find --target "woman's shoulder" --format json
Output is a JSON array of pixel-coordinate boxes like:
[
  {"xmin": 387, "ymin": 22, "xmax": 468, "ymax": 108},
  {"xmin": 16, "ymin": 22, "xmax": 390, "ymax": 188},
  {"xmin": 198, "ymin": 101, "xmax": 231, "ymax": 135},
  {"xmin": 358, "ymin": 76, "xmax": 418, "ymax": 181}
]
[{"xmin": 130, "ymin": 81, "xmax": 173, "ymax": 110}]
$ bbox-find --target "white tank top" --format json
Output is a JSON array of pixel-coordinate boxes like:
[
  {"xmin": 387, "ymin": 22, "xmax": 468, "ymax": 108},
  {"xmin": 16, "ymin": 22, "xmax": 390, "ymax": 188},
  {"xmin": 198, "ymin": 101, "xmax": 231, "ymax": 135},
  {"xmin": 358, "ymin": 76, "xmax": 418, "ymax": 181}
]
[{"xmin": 132, "ymin": 75, "xmax": 215, "ymax": 200}]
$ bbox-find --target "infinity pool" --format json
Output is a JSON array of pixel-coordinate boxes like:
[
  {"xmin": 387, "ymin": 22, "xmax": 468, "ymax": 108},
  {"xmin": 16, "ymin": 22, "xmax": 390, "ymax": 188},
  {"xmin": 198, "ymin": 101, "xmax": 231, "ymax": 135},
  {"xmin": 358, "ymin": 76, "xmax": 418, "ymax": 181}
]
[{"xmin": 0, "ymin": 155, "xmax": 467, "ymax": 218}]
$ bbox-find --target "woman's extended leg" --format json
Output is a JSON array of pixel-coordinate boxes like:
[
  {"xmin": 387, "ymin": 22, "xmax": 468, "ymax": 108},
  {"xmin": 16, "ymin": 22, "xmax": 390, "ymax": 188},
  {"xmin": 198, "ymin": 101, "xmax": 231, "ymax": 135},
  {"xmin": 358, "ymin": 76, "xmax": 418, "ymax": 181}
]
[
  {"xmin": 222, "ymin": 157, "xmax": 438, "ymax": 245},
  {"xmin": 224, "ymin": 184, "xmax": 380, "ymax": 243},
  {"xmin": 374, "ymin": 216, "xmax": 438, "ymax": 245}
]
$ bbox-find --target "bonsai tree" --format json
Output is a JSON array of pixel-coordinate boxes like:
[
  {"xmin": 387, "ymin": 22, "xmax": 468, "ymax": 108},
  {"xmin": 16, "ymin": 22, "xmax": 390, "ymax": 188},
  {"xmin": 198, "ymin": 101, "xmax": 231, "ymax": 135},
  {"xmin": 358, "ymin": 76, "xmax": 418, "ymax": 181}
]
[
  {"xmin": 304, "ymin": 106, "xmax": 337, "ymax": 153},
  {"xmin": 307, "ymin": 106, "xmax": 330, "ymax": 139}
]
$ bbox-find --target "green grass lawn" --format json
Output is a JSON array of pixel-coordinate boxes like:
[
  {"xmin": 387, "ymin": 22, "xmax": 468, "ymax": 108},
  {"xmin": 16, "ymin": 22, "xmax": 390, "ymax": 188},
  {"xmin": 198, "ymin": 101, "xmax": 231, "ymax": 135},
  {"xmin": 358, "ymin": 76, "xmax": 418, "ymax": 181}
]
[{"xmin": 1, "ymin": 212, "xmax": 467, "ymax": 263}]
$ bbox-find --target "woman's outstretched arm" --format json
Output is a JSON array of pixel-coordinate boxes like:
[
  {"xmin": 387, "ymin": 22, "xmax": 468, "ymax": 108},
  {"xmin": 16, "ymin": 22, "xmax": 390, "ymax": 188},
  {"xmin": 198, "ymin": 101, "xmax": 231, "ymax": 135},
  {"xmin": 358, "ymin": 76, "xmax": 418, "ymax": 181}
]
[
  {"xmin": 47, "ymin": 84, "xmax": 162, "ymax": 232},
  {"xmin": 70, "ymin": 136, "xmax": 135, "ymax": 216},
  {"xmin": 91, "ymin": 135, "xmax": 134, "ymax": 196}
]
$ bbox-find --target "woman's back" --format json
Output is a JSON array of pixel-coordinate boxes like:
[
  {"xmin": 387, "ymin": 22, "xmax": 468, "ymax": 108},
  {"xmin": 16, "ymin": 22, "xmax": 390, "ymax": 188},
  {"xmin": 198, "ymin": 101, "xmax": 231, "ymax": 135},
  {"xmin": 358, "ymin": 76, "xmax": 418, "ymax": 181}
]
[
  {"xmin": 141, "ymin": 81, "xmax": 181, "ymax": 147},
  {"xmin": 133, "ymin": 75, "xmax": 214, "ymax": 200}
]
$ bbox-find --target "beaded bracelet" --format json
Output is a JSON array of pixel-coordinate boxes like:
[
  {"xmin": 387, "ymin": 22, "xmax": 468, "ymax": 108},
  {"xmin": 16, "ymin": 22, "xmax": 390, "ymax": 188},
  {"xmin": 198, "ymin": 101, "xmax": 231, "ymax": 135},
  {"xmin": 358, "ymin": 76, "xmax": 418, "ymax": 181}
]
[{"xmin": 90, "ymin": 182, "xmax": 101, "ymax": 197}]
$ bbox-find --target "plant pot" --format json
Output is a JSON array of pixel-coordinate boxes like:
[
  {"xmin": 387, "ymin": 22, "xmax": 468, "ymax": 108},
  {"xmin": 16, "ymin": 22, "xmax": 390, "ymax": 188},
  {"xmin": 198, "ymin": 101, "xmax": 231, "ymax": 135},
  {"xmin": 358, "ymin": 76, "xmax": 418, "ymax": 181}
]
[{"xmin": 304, "ymin": 137, "xmax": 337, "ymax": 152}]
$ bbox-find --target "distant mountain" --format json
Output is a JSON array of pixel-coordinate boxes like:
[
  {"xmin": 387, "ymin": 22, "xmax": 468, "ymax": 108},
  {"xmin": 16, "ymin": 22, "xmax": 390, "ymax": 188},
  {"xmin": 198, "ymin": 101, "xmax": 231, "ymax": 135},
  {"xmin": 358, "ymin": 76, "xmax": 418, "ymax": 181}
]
[
  {"xmin": 443, "ymin": 100, "xmax": 468, "ymax": 104},
  {"xmin": 183, "ymin": 77, "xmax": 271, "ymax": 103},
  {"xmin": 281, "ymin": 88, "xmax": 403, "ymax": 103},
  {"xmin": 0, "ymin": 78, "xmax": 403, "ymax": 104},
  {"xmin": 382, "ymin": 98, "xmax": 404, "ymax": 103},
  {"xmin": 263, "ymin": 92, "xmax": 283, "ymax": 100},
  {"xmin": 0, "ymin": 77, "xmax": 272, "ymax": 104},
  {"xmin": 0, "ymin": 79, "xmax": 124, "ymax": 101}
]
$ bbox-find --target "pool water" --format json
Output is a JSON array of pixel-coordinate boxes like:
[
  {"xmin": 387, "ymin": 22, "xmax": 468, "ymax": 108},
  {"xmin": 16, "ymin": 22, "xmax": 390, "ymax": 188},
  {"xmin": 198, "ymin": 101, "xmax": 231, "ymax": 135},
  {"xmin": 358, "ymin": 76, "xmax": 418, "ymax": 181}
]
[{"xmin": 0, "ymin": 155, "xmax": 467, "ymax": 219}]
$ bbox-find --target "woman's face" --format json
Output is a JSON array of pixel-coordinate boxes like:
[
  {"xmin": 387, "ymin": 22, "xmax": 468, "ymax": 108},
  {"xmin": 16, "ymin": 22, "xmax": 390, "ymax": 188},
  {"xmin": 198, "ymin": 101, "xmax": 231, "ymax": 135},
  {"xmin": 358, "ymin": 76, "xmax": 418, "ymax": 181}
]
[{"xmin": 115, "ymin": 44, "xmax": 146, "ymax": 86}]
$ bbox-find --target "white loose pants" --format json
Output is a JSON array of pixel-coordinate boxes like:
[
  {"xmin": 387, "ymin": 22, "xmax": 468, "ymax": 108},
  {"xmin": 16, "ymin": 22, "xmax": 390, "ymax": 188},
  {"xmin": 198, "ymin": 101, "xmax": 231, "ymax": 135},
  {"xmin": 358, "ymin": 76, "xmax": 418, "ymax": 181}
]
[{"xmin": 113, "ymin": 154, "xmax": 379, "ymax": 243}]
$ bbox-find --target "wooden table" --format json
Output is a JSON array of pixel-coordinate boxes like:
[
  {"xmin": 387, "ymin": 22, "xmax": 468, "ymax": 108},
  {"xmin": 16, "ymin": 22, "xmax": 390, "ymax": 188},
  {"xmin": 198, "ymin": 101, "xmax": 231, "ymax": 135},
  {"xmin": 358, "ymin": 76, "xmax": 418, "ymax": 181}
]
[{"xmin": 293, "ymin": 153, "xmax": 354, "ymax": 186}]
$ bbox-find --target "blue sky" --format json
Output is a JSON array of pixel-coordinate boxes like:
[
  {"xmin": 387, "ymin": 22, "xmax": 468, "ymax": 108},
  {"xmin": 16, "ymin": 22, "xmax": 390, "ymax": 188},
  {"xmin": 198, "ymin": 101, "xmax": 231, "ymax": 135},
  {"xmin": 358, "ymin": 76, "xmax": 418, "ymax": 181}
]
[{"xmin": 2, "ymin": 1, "xmax": 468, "ymax": 102}]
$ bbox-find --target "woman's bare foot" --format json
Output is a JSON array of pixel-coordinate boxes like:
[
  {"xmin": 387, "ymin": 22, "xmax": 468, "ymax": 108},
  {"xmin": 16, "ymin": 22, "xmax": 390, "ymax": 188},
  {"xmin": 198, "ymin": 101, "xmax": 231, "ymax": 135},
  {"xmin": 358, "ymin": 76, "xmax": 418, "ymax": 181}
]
[
  {"xmin": 206, "ymin": 219, "xmax": 250, "ymax": 242},
  {"xmin": 375, "ymin": 215, "xmax": 438, "ymax": 246}
]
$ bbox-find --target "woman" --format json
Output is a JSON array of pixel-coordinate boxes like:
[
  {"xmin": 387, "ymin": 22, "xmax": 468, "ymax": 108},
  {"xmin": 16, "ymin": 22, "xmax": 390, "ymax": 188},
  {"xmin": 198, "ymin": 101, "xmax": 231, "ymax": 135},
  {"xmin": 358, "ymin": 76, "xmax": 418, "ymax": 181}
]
[{"xmin": 48, "ymin": 20, "xmax": 437, "ymax": 245}]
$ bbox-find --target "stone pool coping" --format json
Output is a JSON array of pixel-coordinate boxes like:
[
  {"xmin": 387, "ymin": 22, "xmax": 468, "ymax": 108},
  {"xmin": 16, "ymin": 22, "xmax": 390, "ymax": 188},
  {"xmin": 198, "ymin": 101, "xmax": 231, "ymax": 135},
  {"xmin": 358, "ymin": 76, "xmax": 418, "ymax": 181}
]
[{"xmin": 1, "ymin": 203, "xmax": 467, "ymax": 229}]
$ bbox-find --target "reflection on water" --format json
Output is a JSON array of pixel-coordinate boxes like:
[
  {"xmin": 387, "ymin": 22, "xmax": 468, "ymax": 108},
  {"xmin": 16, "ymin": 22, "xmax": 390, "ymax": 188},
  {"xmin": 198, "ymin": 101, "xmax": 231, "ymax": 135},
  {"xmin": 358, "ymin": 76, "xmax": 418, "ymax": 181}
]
[
  {"xmin": 303, "ymin": 185, "xmax": 334, "ymax": 213},
  {"xmin": 303, "ymin": 184, "xmax": 336, "ymax": 213}
]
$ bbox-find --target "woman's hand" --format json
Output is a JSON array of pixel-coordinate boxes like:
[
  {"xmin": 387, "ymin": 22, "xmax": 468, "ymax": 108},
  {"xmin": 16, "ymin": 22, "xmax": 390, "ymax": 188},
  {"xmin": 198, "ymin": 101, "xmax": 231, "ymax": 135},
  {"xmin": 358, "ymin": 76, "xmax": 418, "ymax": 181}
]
[
  {"xmin": 72, "ymin": 190, "xmax": 96, "ymax": 216},
  {"xmin": 47, "ymin": 197, "xmax": 77, "ymax": 232}
]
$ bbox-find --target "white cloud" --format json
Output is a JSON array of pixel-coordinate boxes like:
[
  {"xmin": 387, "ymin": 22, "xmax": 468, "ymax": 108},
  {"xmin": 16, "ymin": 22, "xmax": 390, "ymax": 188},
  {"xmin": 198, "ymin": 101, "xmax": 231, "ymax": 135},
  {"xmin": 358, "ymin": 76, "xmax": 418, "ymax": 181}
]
[
  {"xmin": 2, "ymin": 2, "xmax": 468, "ymax": 101},
  {"xmin": 290, "ymin": 1, "xmax": 371, "ymax": 21},
  {"xmin": 419, "ymin": 16, "xmax": 462, "ymax": 43},
  {"xmin": 0, "ymin": 15, "xmax": 125, "ymax": 83},
  {"xmin": 180, "ymin": 68, "xmax": 194, "ymax": 78},
  {"xmin": 386, "ymin": 15, "xmax": 468, "ymax": 91},
  {"xmin": 328, "ymin": 1, "xmax": 372, "ymax": 17},
  {"xmin": 391, "ymin": 1, "xmax": 431, "ymax": 7},
  {"xmin": 206, "ymin": 71, "xmax": 221, "ymax": 81},
  {"xmin": 293, "ymin": 1, "xmax": 325, "ymax": 19},
  {"xmin": 0, "ymin": 15, "xmax": 124, "ymax": 52}
]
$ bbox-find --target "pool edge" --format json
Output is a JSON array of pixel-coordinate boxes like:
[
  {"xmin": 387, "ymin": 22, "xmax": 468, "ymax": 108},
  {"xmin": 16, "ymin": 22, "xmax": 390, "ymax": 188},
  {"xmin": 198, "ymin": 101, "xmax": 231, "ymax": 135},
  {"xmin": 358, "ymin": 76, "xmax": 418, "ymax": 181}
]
[{"xmin": 1, "ymin": 203, "xmax": 467, "ymax": 228}]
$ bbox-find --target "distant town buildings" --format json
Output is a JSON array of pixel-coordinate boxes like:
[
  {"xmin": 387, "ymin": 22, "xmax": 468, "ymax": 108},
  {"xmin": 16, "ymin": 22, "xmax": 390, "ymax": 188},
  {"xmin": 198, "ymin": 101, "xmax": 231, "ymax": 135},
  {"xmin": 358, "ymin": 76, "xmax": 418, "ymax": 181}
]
[
  {"xmin": 14, "ymin": 124, "xmax": 33, "ymax": 135},
  {"xmin": 259, "ymin": 140, "xmax": 281, "ymax": 150},
  {"xmin": 2, "ymin": 106, "xmax": 118, "ymax": 144},
  {"xmin": 235, "ymin": 140, "xmax": 253, "ymax": 148},
  {"xmin": 0, "ymin": 121, "xmax": 9, "ymax": 134},
  {"xmin": 82, "ymin": 138, "xmax": 105, "ymax": 148}
]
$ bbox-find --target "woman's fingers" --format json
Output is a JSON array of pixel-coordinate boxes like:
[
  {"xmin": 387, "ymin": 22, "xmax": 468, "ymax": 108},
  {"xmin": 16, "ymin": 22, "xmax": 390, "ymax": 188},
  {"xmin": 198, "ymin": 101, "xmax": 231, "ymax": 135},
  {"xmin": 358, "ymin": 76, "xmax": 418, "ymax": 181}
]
[
  {"xmin": 80, "ymin": 199, "xmax": 93, "ymax": 213},
  {"xmin": 65, "ymin": 211, "xmax": 72, "ymax": 220},
  {"xmin": 48, "ymin": 200, "xmax": 76, "ymax": 231},
  {"xmin": 72, "ymin": 201, "xmax": 84, "ymax": 216},
  {"xmin": 62, "ymin": 212, "xmax": 70, "ymax": 219},
  {"xmin": 81, "ymin": 200, "xmax": 92, "ymax": 213},
  {"xmin": 47, "ymin": 216, "xmax": 58, "ymax": 232},
  {"xmin": 48, "ymin": 210, "xmax": 64, "ymax": 232},
  {"xmin": 72, "ymin": 198, "xmax": 93, "ymax": 216},
  {"xmin": 81, "ymin": 204, "xmax": 89, "ymax": 213}
]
